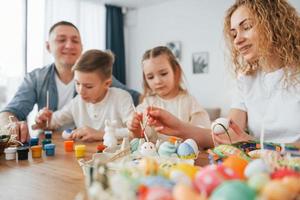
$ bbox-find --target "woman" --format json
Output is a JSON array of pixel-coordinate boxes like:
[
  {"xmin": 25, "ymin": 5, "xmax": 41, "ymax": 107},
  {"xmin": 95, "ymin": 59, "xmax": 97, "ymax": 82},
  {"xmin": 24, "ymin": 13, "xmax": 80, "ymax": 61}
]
[{"xmin": 147, "ymin": 0, "xmax": 300, "ymax": 145}]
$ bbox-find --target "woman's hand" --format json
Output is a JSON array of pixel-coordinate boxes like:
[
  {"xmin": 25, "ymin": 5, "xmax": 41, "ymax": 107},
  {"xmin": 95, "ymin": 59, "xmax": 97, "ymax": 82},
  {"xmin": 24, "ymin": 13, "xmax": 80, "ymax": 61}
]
[
  {"xmin": 71, "ymin": 126, "xmax": 103, "ymax": 142},
  {"xmin": 147, "ymin": 107, "xmax": 183, "ymax": 137},
  {"xmin": 212, "ymin": 119, "xmax": 254, "ymax": 146},
  {"xmin": 127, "ymin": 112, "xmax": 143, "ymax": 138}
]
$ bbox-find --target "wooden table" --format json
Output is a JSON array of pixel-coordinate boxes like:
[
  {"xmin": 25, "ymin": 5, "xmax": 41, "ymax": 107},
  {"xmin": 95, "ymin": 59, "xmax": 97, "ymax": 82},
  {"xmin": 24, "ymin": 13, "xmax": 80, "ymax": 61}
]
[
  {"xmin": 0, "ymin": 133, "xmax": 210, "ymax": 200},
  {"xmin": 0, "ymin": 133, "xmax": 98, "ymax": 200}
]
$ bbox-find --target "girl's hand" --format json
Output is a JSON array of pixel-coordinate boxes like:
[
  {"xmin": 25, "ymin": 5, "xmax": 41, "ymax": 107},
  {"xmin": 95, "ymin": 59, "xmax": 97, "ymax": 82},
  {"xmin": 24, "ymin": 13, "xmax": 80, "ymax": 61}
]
[
  {"xmin": 71, "ymin": 126, "xmax": 103, "ymax": 142},
  {"xmin": 34, "ymin": 107, "xmax": 53, "ymax": 129},
  {"xmin": 212, "ymin": 120, "xmax": 254, "ymax": 146},
  {"xmin": 147, "ymin": 107, "xmax": 182, "ymax": 136},
  {"xmin": 127, "ymin": 112, "xmax": 143, "ymax": 138}
]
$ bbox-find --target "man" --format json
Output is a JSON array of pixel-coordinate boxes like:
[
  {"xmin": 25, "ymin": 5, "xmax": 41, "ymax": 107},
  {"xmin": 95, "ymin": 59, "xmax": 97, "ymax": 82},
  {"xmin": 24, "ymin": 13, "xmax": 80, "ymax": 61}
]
[{"xmin": 0, "ymin": 21, "xmax": 140, "ymax": 142}]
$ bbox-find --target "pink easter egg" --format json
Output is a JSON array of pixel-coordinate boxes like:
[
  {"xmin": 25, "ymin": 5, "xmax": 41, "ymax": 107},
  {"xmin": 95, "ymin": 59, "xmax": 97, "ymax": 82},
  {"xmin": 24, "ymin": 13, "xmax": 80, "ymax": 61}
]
[{"xmin": 194, "ymin": 164, "xmax": 239, "ymax": 196}]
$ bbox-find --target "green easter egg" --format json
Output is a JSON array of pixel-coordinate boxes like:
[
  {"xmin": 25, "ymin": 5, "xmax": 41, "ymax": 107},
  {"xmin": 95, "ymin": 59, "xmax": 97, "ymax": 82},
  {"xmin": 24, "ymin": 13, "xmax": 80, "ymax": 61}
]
[
  {"xmin": 210, "ymin": 180, "xmax": 256, "ymax": 200},
  {"xmin": 248, "ymin": 173, "xmax": 270, "ymax": 192}
]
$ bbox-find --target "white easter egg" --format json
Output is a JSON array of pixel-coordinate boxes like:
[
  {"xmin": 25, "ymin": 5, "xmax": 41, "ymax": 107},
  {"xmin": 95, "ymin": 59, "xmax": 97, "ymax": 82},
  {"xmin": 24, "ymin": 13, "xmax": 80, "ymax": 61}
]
[
  {"xmin": 211, "ymin": 118, "xmax": 230, "ymax": 134},
  {"xmin": 244, "ymin": 159, "xmax": 270, "ymax": 178},
  {"xmin": 140, "ymin": 142, "xmax": 157, "ymax": 156}
]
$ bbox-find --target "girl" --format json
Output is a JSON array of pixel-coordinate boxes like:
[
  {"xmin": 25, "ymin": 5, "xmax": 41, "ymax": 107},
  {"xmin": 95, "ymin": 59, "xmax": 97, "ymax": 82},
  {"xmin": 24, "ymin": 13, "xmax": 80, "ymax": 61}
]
[
  {"xmin": 128, "ymin": 46, "xmax": 210, "ymax": 141},
  {"xmin": 35, "ymin": 49, "xmax": 134, "ymax": 142}
]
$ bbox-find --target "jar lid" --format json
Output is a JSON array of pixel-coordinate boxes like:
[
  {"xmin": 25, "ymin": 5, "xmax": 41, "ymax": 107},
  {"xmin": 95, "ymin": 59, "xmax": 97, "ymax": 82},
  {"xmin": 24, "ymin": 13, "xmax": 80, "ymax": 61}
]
[
  {"xmin": 31, "ymin": 145, "xmax": 42, "ymax": 150},
  {"xmin": 4, "ymin": 147, "xmax": 17, "ymax": 153},
  {"xmin": 44, "ymin": 130, "xmax": 52, "ymax": 134},
  {"xmin": 75, "ymin": 145, "xmax": 86, "ymax": 150},
  {"xmin": 17, "ymin": 146, "xmax": 29, "ymax": 152},
  {"xmin": 44, "ymin": 143, "xmax": 56, "ymax": 149}
]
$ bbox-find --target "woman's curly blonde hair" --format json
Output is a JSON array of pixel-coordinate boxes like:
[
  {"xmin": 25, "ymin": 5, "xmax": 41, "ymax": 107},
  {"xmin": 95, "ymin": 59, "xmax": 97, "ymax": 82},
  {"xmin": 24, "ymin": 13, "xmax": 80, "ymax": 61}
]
[{"xmin": 224, "ymin": 0, "xmax": 300, "ymax": 84}]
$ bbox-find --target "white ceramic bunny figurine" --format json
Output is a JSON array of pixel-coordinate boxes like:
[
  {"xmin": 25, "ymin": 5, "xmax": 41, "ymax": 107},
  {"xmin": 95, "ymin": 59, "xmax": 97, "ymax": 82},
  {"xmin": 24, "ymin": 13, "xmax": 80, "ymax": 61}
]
[{"xmin": 103, "ymin": 119, "xmax": 118, "ymax": 148}]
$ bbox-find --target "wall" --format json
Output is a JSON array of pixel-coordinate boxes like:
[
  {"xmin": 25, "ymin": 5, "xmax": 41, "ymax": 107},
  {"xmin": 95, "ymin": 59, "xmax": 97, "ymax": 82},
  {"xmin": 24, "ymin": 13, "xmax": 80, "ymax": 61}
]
[{"xmin": 124, "ymin": 0, "xmax": 300, "ymax": 116}]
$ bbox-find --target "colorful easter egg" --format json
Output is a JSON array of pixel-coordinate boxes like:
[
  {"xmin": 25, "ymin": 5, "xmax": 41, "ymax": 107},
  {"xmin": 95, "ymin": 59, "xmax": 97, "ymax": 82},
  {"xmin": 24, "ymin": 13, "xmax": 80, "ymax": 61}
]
[
  {"xmin": 173, "ymin": 184, "xmax": 206, "ymax": 200},
  {"xmin": 140, "ymin": 142, "xmax": 157, "ymax": 157},
  {"xmin": 177, "ymin": 139, "xmax": 199, "ymax": 159},
  {"xmin": 139, "ymin": 157, "xmax": 159, "ymax": 176},
  {"xmin": 247, "ymin": 173, "xmax": 270, "ymax": 192},
  {"xmin": 140, "ymin": 176, "xmax": 174, "ymax": 189},
  {"xmin": 244, "ymin": 159, "xmax": 270, "ymax": 178},
  {"xmin": 130, "ymin": 138, "xmax": 140, "ymax": 153},
  {"xmin": 222, "ymin": 156, "xmax": 249, "ymax": 179},
  {"xmin": 138, "ymin": 186, "xmax": 173, "ymax": 200},
  {"xmin": 210, "ymin": 180, "xmax": 256, "ymax": 200},
  {"xmin": 194, "ymin": 164, "xmax": 239, "ymax": 196},
  {"xmin": 212, "ymin": 144, "xmax": 251, "ymax": 161},
  {"xmin": 211, "ymin": 118, "xmax": 230, "ymax": 134},
  {"xmin": 158, "ymin": 141, "xmax": 177, "ymax": 157},
  {"xmin": 260, "ymin": 180, "xmax": 294, "ymax": 200},
  {"xmin": 271, "ymin": 168, "xmax": 300, "ymax": 179},
  {"xmin": 169, "ymin": 163, "xmax": 199, "ymax": 186}
]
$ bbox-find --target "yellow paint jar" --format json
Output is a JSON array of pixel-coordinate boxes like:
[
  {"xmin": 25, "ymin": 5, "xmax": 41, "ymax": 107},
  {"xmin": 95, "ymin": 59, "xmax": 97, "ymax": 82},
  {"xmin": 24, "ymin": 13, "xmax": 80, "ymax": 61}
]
[
  {"xmin": 75, "ymin": 145, "xmax": 86, "ymax": 158},
  {"xmin": 31, "ymin": 145, "xmax": 42, "ymax": 158}
]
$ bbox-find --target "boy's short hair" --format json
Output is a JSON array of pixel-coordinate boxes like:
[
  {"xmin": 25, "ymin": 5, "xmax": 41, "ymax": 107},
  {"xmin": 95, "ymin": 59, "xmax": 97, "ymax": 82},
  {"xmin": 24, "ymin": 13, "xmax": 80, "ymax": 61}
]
[
  {"xmin": 72, "ymin": 49, "xmax": 115, "ymax": 79},
  {"xmin": 49, "ymin": 21, "xmax": 79, "ymax": 36}
]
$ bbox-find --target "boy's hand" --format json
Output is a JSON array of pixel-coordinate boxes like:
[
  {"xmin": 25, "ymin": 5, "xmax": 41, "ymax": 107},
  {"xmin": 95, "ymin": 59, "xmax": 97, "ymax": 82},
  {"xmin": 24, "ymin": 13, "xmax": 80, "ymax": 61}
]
[
  {"xmin": 127, "ymin": 112, "xmax": 143, "ymax": 138},
  {"xmin": 71, "ymin": 126, "xmax": 103, "ymax": 142},
  {"xmin": 34, "ymin": 107, "xmax": 53, "ymax": 129}
]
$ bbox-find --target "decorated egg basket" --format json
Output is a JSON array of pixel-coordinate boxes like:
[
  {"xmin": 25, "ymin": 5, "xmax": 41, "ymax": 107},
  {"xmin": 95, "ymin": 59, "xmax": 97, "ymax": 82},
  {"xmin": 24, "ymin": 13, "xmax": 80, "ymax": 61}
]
[{"xmin": 78, "ymin": 138, "xmax": 300, "ymax": 200}]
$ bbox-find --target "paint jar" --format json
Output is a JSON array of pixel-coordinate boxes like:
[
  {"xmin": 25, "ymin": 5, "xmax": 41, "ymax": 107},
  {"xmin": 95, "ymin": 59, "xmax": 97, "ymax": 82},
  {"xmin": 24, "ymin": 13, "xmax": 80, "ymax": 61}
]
[
  {"xmin": 30, "ymin": 137, "xmax": 39, "ymax": 146},
  {"xmin": 31, "ymin": 145, "xmax": 42, "ymax": 158},
  {"xmin": 17, "ymin": 146, "xmax": 29, "ymax": 160},
  {"xmin": 64, "ymin": 140, "xmax": 74, "ymax": 152},
  {"xmin": 44, "ymin": 144, "xmax": 56, "ymax": 156},
  {"xmin": 42, "ymin": 139, "xmax": 52, "ymax": 150},
  {"xmin": 75, "ymin": 145, "xmax": 86, "ymax": 158},
  {"xmin": 4, "ymin": 147, "xmax": 17, "ymax": 160},
  {"xmin": 44, "ymin": 130, "xmax": 53, "ymax": 139},
  {"xmin": 62, "ymin": 129, "xmax": 73, "ymax": 140}
]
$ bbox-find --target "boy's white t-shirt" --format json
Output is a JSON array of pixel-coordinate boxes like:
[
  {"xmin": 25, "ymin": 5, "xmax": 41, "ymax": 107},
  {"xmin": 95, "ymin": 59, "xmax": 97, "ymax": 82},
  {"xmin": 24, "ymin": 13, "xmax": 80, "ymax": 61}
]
[
  {"xmin": 231, "ymin": 68, "xmax": 300, "ymax": 143},
  {"xmin": 55, "ymin": 74, "xmax": 75, "ymax": 110},
  {"xmin": 50, "ymin": 87, "xmax": 134, "ymax": 135}
]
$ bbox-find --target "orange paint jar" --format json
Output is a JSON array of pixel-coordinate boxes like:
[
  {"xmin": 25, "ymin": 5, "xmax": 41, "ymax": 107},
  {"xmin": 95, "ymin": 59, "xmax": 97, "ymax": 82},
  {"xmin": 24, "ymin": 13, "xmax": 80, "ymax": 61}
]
[
  {"xmin": 31, "ymin": 145, "xmax": 42, "ymax": 158},
  {"xmin": 64, "ymin": 140, "xmax": 74, "ymax": 152}
]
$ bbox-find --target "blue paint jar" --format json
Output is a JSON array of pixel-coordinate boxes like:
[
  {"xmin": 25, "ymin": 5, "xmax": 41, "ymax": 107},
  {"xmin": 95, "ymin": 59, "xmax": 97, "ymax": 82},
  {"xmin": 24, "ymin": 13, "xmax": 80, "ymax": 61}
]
[
  {"xmin": 44, "ymin": 130, "xmax": 53, "ymax": 139},
  {"xmin": 42, "ymin": 139, "xmax": 52, "ymax": 150},
  {"xmin": 44, "ymin": 144, "xmax": 56, "ymax": 156},
  {"xmin": 17, "ymin": 146, "xmax": 29, "ymax": 160},
  {"xmin": 30, "ymin": 137, "xmax": 39, "ymax": 146}
]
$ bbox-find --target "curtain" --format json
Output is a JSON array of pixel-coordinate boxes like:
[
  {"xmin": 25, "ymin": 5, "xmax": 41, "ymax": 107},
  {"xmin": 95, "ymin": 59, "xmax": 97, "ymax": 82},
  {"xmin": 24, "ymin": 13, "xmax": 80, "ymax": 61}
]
[{"xmin": 105, "ymin": 5, "xmax": 126, "ymax": 84}]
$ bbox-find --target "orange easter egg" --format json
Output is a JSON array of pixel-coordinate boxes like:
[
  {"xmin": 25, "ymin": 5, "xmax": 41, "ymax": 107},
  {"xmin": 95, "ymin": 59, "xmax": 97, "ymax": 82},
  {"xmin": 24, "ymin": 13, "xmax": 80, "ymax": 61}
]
[
  {"xmin": 222, "ymin": 156, "xmax": 248, "ymax": 179},
  {"xmin": 260, "ymin": 180, "xmax": 294, "ymax": 200}
]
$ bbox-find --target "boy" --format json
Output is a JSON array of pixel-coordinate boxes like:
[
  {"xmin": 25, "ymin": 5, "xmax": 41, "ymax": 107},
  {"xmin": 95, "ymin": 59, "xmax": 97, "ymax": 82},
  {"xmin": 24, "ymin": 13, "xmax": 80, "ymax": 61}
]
[{"xmin": 35, "ymin": 49, "xmax": 133, "ymax": 141}]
